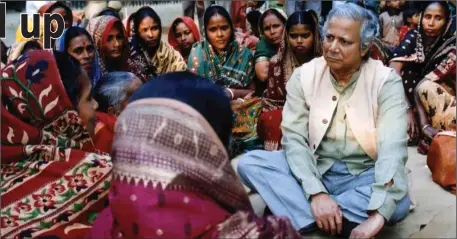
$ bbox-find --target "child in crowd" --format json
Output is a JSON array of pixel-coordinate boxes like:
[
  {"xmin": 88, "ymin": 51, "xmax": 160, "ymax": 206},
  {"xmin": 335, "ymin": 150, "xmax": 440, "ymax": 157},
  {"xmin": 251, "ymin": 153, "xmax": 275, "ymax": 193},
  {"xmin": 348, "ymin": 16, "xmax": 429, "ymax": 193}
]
[
  {"xmin": 379, "ymin": 0, "xmax": 403, "ymax": 47},
  {"xmin": 399, "ymin": 8, "xmax": 420, "ymax": 41}
]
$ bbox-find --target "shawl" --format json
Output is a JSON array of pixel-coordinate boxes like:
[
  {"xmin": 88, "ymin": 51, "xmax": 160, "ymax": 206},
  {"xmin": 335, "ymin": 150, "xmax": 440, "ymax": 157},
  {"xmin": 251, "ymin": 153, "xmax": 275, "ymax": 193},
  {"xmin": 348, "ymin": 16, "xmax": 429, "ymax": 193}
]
[
  {"xmin": 1, "ymin": 50, "xmax": 112, "ymax": 238},
  {"xmin": 7, "ymin": 40, "xmax": 43, "ymax": 64},
  {"xmin": 88, "ymin": 98, "xmax": 299, "ymax": 239},
  {"xmin": 262, "ymin": 10, "xmax": 322, "ymax": 111},
  {"xmin": 168, "ymin": 16, "xmax": 201, "ymax": 58},
  {"xmin": 128, "ymin": 37, "xmax": 187, "ymax": 82},
  {"xmin": 54, "ymin": 27, "xmax": 102, "ymax": 87},
  {"xmin": 188, "ymin": 40, "xmax": 254, "ymax": 89},
  {"xmin": 86, "ymin": 16, "xmax": 130, "ymax": 76}
]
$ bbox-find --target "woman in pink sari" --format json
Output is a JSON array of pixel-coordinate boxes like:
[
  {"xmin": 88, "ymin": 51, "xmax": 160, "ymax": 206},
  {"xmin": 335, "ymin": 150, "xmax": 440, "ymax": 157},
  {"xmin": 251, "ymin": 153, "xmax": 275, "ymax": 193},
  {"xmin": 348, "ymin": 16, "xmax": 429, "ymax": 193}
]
[{"xmin": 88, "ymin": 71, "xmax": 300, "ymax": 239}]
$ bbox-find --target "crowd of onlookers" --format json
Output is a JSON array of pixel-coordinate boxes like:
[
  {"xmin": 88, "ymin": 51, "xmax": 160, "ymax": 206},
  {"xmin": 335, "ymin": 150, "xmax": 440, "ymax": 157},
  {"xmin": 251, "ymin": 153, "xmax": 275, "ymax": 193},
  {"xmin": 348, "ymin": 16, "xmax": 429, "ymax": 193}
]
[{"xmin": 0, "ymin": 1, "xmax": 455, "ymax": 238}]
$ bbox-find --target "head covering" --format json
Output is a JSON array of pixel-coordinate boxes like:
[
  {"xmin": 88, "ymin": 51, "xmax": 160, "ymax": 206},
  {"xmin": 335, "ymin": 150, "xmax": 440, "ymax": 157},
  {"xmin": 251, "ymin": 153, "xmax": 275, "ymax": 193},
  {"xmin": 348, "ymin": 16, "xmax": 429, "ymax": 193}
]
[
  {"xmin": 54, "ymin": 26, "xmax": 102, "ymax": 86},
  {"xmin": 1, "ymin": 50, "xmax": 112, "ymax": 238},
  {"xmin": 263, "ymin": 10, "xmax": 322, "ymax": 111},
  {"xmin": 168, "ymin": 16, "xmax": 201, "ymax": 54},
  {"xmin": 86, "ymin": 15, "xmax": 130, "ymax": 75},
  {"xmin": 87, "ymin": 72, "xmax": 300, "ymax": 239},
  {"xmin": 188, "ymin": 5, "xmax": 254, "ymax": 89}
]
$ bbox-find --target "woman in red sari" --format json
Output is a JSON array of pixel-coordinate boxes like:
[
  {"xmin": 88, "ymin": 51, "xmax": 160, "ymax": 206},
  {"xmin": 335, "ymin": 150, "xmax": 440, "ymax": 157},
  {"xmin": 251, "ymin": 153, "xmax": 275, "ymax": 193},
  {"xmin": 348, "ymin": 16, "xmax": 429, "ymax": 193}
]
[
  {"xmin": 168, "ymin": 16, "xmax": 201, "ymax": 63},
  {"xmin": 258, "ymin": 10, "xmax": 322, "ymax": 151},
  {"xmin": 1, "ymin": 50, "xmax": 112, "ymax": 238},
  {"xmin": 87, "ymin": 71, "xmax": 300, "ymax": 239}
]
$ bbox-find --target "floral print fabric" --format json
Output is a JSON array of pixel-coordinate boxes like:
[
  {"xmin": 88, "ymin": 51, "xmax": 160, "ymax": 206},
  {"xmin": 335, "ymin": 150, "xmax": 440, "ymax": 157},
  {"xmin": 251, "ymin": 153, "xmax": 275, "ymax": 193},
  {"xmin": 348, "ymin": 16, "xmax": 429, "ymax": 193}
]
[{"xmin": 0, "ymin": 50, "xmax": 112, "ymax": 238}]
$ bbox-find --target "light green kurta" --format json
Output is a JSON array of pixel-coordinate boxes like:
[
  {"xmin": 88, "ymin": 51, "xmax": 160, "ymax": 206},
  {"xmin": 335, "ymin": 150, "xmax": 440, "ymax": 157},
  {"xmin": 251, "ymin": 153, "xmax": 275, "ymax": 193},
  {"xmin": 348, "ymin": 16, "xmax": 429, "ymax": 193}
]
[{"xmin": 281, "ymin": 66, "xmax": 408, "ymax": 220}]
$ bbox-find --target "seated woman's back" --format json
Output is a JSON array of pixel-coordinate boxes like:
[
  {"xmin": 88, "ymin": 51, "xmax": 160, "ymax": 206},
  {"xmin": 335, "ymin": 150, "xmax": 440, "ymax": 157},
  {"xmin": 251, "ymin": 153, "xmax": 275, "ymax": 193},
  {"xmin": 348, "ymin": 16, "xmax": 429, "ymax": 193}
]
[{"xmin": 88, "ymin": 71, "xmax": 300, "ymax": 239}]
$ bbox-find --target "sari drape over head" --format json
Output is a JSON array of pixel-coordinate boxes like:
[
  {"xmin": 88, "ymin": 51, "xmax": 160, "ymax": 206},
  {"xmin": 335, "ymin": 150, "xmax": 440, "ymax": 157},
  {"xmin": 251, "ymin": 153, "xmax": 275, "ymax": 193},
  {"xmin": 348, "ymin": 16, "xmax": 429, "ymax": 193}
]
[
  {"xmin": 1, "ymin": 50, "xmax": 112, "ymax": 238},
  {"xmin": 86, "ymin": 16, "xmax": 131, "ymax": 76},
  {"xmin": 88, "ymin": 97, "xmax": 300, "ymax": 239},
  {"xmin": 54, "ymin": 27, "xmax": 102, "ymax": 87},
  {"xmin": 168, "ymin": 16, "xmax": 201, "ymax": 62}
]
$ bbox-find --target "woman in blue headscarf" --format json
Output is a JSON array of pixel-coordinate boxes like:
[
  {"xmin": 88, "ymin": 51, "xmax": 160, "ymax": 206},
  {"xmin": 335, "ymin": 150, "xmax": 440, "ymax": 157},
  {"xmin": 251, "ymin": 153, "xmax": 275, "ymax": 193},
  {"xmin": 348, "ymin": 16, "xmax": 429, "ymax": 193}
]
[{"xmin": 55, "ymin": 26, "xmax": 102, "ymax": 87}]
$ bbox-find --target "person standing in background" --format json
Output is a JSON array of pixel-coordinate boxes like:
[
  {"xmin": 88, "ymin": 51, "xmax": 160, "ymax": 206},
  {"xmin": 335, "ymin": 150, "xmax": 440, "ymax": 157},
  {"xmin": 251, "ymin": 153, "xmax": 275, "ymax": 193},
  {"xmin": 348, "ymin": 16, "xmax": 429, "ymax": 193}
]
[
  {"xmin": 379, "ymin": 0, "xmax": 403, "ymax": 47},
  {"xmin": 182, "ymin": 0, "xmax": 212, "ymax": 32},
  {"xmin": 285, "ymin": 0, "xmax": 321, "ymax": 18}
]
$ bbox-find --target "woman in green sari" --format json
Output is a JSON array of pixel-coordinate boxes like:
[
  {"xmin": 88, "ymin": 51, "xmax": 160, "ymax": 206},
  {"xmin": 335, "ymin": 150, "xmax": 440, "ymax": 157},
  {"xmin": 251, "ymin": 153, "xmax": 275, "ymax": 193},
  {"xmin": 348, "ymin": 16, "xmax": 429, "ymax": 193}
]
[{"xmin": 188, "ymin": 5, "xmax": 262, "ymax": 157}]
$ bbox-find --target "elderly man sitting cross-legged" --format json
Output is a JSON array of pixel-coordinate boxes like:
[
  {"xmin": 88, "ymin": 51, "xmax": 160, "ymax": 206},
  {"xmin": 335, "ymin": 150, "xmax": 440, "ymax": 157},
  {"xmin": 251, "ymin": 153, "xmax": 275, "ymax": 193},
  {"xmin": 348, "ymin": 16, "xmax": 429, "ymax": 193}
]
[{"xmin": 237, "ymin": 3, "xmax": 410, "ymax": 238}]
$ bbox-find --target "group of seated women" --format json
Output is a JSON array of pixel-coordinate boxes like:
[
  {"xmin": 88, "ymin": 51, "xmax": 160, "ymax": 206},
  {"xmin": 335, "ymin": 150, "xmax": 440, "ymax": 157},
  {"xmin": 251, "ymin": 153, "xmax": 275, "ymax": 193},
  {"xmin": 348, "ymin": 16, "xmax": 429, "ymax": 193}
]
[{"xmin": 0, "ymin": 1, "xmax": 455, "ymax": 238}]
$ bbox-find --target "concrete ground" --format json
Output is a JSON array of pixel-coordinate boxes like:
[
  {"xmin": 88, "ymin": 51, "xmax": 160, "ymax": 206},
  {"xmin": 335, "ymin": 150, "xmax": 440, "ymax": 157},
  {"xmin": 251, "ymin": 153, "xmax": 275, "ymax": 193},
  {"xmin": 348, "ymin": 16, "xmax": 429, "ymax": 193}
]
[{"xmin": 232, "ymin": 147, "xmax": 457, "ymax": 238}]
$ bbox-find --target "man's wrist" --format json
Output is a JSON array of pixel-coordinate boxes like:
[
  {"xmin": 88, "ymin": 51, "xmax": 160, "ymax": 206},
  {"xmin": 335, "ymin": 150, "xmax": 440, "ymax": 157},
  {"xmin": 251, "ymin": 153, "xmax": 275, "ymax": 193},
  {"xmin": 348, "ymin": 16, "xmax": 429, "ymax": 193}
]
[
  {"xmin": 311, "ymin": 192, "xmax": 328, "ymax": 201},
  {"xmin": 368, "ymin": 210, "xmax": 387, "ymax": 222}
]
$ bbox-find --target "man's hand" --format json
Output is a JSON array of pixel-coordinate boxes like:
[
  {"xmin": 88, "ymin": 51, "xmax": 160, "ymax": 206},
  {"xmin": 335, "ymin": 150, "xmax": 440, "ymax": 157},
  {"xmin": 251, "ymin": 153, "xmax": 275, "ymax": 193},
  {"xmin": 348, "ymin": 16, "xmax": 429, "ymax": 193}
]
[
  {"xmin": 310, "ymin": 193, "xmax": 343, "ymax": 236},
  {"xmin": 350, "ymin": 211, "xmax": 385, "ymax": 239}
]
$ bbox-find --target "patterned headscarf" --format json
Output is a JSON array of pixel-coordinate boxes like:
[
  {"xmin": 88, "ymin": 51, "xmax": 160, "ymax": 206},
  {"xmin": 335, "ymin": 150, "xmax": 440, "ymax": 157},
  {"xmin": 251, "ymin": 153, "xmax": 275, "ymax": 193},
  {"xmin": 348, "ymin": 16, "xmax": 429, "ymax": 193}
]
[
  {"xmin": 1, "ymin": 50, "xmax": 112, "ymax": 238},
  {"xmin": 86, "ymin": 16, "xmax": 130, "ymax": 75}
]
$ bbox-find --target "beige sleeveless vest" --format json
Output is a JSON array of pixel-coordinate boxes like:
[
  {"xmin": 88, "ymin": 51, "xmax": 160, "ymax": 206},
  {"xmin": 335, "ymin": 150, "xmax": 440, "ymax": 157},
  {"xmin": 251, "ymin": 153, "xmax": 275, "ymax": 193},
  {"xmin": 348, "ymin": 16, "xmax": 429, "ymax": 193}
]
[{"xmin": 299, "ymin": 57, "xmax": 393, "ymax": 160}]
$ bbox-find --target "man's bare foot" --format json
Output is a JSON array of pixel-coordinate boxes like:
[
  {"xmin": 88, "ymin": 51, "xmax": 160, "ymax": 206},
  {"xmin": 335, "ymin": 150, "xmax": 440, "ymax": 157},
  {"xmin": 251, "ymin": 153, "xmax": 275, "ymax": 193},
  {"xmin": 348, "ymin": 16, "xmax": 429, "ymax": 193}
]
[{"xmin": 349, "ymin": 212, "xmax": 385, "ymax": 239}]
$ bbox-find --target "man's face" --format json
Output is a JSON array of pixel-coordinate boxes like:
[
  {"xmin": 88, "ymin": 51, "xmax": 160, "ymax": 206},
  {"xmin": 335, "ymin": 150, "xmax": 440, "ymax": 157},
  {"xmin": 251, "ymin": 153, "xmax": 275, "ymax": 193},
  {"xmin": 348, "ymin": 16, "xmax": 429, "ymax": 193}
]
[{"xmin": 322, "ymin": 17, "xmax": 368, "ymax": 74}]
